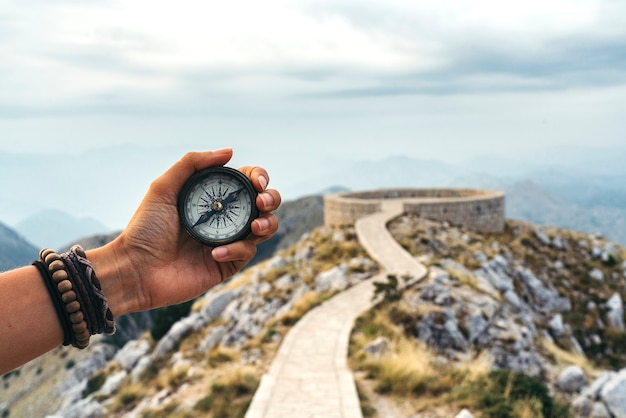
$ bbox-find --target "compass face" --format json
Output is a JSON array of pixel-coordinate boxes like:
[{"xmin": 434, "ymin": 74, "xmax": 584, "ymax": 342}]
[{"xmin": 178, "ymin": 166, "xmax": 259, "ymax": 246}]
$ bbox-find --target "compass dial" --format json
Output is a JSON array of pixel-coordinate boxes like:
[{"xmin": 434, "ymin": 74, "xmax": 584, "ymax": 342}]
[{"xmin": 178, "ymin": 166, "xmax": 259, "ymax": 246}]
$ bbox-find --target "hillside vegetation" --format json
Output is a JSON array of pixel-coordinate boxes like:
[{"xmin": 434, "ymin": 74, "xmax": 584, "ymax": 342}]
[{"xmin": 350, "ymin": 217, "xmax": 626, "ymax": 417}]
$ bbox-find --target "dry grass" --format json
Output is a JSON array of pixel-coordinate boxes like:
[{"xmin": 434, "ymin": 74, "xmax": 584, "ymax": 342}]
[
  {"xmin": 371, "ymin": 338, "xmax": 442, "ymax": 395},
  {"xmin": 277, "ymin": 291, "xmax": 332, "ymax": 326},
  {"xmin": 541, "ymin": 338, "xmax": 601, "ymax": 379}
]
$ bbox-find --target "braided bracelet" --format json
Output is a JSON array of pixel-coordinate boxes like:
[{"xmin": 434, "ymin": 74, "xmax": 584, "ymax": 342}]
[{"xmin": 69, "ymin": 245, "xmax": 115, "ymax": 335}]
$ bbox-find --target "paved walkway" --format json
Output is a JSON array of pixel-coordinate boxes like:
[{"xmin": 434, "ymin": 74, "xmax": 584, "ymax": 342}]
[{"xmin": 245, "ymin": 199, "xmax": 427, "ymax": 418}]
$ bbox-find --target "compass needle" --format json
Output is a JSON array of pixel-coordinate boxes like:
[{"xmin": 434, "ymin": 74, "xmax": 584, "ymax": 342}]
[{"xmin": 178, "ymin": 167, "xmax": 259, "ymax": 246}]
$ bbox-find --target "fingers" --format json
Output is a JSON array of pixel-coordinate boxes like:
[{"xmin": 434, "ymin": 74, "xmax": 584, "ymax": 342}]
[
  {"xmin": 238, "ymin": 165, "xmax": 281, "ymax": 212},
  {"xmin": 211, "ymin": 212, "xmax": 279, "ymax": 263},
  {"xmin": 252, "ymin": 213, "xmax": 279, "ymax": 237},
  {"xmin": 239, "ymin": 165, "xmax": 269, "ymax": 193},
  {"xmin": 211, "ymin": 240, "xmax": 257, "ymax": 263},
  {"xmin": 257, "ymin": 189, "xmax": 281, "ymax": 213}
]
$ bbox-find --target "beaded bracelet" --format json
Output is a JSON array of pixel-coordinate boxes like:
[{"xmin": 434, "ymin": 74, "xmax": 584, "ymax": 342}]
[{"xmin": 34, "ymin": 246, "xmax": 115, "ymax": 349}]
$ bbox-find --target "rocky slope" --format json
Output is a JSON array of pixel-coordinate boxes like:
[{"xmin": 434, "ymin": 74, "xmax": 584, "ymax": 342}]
[
  {"xmin": 356, "ymin": 216, "xmax": 626, "ymax": 417},
  {"xmin": 0, "ymin": 226, "xmax": 377, "ymax": 417},
  {"xmin": 2, "ymin": 215, "xmax": 626, "ymax": 418}
]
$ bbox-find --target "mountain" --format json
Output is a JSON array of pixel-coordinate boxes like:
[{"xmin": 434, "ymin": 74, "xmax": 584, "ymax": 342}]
[
  {"xmin": 0, "ymin": 221, "xmax": 38, "ymax": 271},
  {"xmin": 252, "ymin": 194, "xmax": 325, "ymax": 265},
  {"xmin": 2, "ymin": 215, "xmax": 625, "ymax": 417},
  {"xmin": 14, "ymin": 209, "xmax": 112, "ymax": 250},
  {"xmin": 282, "ymin": 155, "xmax": 461, "ymax": 199}
]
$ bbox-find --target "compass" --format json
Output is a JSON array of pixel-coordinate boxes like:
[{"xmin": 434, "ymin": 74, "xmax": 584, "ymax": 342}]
[{"xmin": 177, "ymin": 166, "xmax": 259, "ymax": 246}]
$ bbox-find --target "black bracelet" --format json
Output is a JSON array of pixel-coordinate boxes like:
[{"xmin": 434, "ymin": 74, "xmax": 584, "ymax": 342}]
[{"xmin": 33, "ymin": 260, "xmax": 72, "ymax": 346}]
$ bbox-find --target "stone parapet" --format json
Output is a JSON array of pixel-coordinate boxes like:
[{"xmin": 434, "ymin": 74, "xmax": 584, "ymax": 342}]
[{"xmin": 324, "ymin": 188, "xmax": 505, "ymax": 233}]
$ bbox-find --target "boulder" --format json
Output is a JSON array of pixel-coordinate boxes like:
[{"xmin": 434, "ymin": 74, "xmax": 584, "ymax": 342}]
[
  {"xmin": 557, "ymin": 366, "xmax": 586, "ymax": 393},
  {"xmin": 200, "ymin": 289, "xmax": 237, "ymax": 323},
  {"xmin": 315, "ymin": 265, "xmax": 349, "ymax": 292},
  {"xmin": 601, "ymin": 369, "xmax": 626, "ymax": 418},
  {"xmin": 114, "ymin": 339, "xmax": 150, "ymax": 372}
]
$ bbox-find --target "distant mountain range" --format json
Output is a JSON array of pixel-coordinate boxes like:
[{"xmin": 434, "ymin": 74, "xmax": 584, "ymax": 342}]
[
  {"xmin": 282, "ymin": 155, "xmax": 626, "ymax": 246},
  {"xmin": 1, "ymin": 146, "xmax": 625, "ymax": 270},
  {"xmin": 13, "ymin": 209, "xmax": 112, "ymax": 251},
  {"xmin": 0, "ymin": 221, "xmax": 38, "ymax": 271}
]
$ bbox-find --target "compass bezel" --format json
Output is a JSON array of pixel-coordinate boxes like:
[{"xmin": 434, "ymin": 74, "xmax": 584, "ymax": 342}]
[{"xmin": 177, "ymin": 166, "xmax": 259, "ymax": 246}]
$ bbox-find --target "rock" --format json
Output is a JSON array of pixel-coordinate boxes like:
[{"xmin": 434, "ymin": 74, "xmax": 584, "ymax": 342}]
[
  {"xmin": 52, "ymin": 343, "xmax": 116, "ymax": 414},
  {"xmin": 153, "ymin": 313, "xmax": 204, "ymax": 360},
  {"xmin": 199, "ymin": 325, "xmax": 229, "ymax": 353},
  {"xmin": 417, "ymin": 310, "xmax": 469, "ymax": 352},
  {"xmin": 454, "ymin": 408, "xmax": 474, "ymax": 418},
  {"xmin": 465, "ymin": 313, "xmax": 489, "ymax": 343},
  {"xmin": 54, "ymin": 397, "xmax": 106, "ymax": 418},
  {"xmin": 348, "ymin": 256, "xmax": 376, "ymax": 274},
  {"xmin": 490, "ymin": 347, "xmax": 544, "ymax": 377},
  {"xmin": 592, "ymin": 246, "xmax": 603, "ymax": 259},
  {"xmin": 264, "ymin": 255, "xmax": 289, "ymax": 271},
  {"xmin": 571, "ymin": 395, "xmax": 591, "ymax": 417},
  {"xmin": 590, "ymin": 402, "xmax": 612, "ymax": 418},
  {"xmin": 131, "ymin": 356, "xmax": 152, "ymax": 383},
  {"xmin": 552, "ymin": 236, "xmax": 568, "ymax": 251},
  {"xmin": 549, "ymin": 314, "xmax": 565, "ymax": 338},
  {"xmin": 515, "ymin": 267, "xmax": 571, "ymax": 312},
  {"xmin": 605, "ymin": 293, "xmax": 625, "ymax": 331},
  {"xmin": 200, "ymin": 289, "xmax": 237, "ymax": 323},
  {"xmin": 581, "ymin": 371, "xmax": 616, "ymax": 399},
  {"xmin": 474, "ymin": 256, "xmax": 514, "ymax": 293},
  {"xmin": 590, "ymin": 268, "xmax": 604, "ymax": 281},
  {"xmin": 534, "ymin": 229, "xmax": 551, "ymax": 246},
  {"xmin": 364, "ymin": 337, "xmax": 389, "ymax": 358},
  {"xmin": 601, "ymin": 369, "xmax": 626, "ymax": 418},
  {"xmin": 114, "ymin": 339, "xmax": 151, "ymax": 372},
  {"xmin": 274, "ymin": 274, "xmax": 294, "ymax": 291},
  {"xmin": 98, "ymin": 370, "xmax": 128, "ymax": 397},
  {"xmin": 315, "ymin": 265, "xmax": 349, "ymax": 292},
  {"xmin": 557, "ymin": 366, "xmax": 586, "ymax": 393}
]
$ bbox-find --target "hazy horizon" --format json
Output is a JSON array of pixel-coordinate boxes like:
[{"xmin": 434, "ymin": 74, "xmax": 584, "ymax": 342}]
[
  {"xmin": 1, "ymin": 143, "xmax": 624, "ymax": 232},
  {"xmin": 1, "ymin": 1, "xmax": 625, "ymax": 229}
]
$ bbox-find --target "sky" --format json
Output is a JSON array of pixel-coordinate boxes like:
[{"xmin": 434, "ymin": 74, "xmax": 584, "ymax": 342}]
[{"xmin": 1, "ymin": 0, "xmax": 625, "ymax": 229}]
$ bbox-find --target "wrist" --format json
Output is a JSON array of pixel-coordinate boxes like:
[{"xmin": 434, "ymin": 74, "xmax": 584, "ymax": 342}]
[{"xmin": 86, "ymin": 237, "xmax": 141, "ymax": 317}]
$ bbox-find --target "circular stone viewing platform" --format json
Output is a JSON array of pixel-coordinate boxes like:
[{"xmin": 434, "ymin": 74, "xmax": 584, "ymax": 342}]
[{"xmin": 324, "ymin": 188, "xmax": 505, "ymax": 233}]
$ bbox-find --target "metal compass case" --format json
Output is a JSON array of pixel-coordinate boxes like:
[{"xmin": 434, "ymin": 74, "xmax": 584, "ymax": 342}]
[{"xmin": 177, "ymin": 166, "xmax": 259, "ymax": 246}]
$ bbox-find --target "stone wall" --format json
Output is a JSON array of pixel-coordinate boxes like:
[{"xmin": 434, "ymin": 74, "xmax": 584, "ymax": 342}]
[{"xmin": 324, "ymin": 188, "xmax": 505, "ymax": 233}]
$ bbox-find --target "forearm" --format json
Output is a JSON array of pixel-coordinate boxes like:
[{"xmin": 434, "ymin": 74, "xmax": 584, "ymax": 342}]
[
  {"xmin": 0, "ymin": 265, "xmax": 64, "ymax": 375},
  {"xmin": 0, "ymin": 242, "xmax": 134, "ymax": 376}
]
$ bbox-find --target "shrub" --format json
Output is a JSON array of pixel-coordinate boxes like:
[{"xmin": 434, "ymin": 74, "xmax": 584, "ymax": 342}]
[
  {"xmin": 194, "ymin": 367, "xmax": 259, "ymax": 418},
  {"xmin": 83, "ymin": 370, "xmax": 107, "ymax": 397},
  {"xmin": 477, "ymin": 370, "xmax": 571, "ymax": 418},
  {"xmin": 372, "ymin": 274, "xmax": 403, "ymax": 303}
]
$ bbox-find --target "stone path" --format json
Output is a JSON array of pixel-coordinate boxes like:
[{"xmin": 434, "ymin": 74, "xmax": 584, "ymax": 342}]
[{"xmin": 245, "ymin": 200, "xmax": 427, "ymax": 418}]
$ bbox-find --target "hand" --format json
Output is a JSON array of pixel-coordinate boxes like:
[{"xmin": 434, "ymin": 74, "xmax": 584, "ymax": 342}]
[{"xmin": 89, "ymin": 148, "xmax": 281, "ymax": 316}]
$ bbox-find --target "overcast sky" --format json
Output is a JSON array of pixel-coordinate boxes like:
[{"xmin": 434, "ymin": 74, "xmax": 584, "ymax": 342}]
[{"xmin": 1, "ymin": 0, "xmax": 625, "ymax": 229}]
